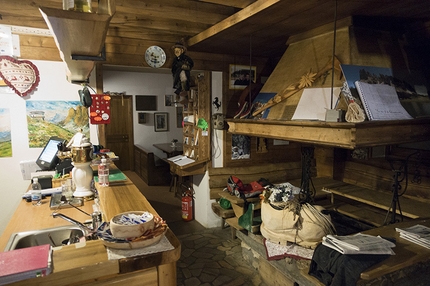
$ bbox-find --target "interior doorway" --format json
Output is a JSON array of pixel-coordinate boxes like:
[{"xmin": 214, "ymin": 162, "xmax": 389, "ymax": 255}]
[{"xmin": 100, "ymin": 95, "xmax": 134, "ymax": 171}]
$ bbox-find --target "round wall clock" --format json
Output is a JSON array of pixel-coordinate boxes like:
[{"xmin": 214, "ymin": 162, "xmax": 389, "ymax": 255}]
[{"xmin": 145, "ymin": 46, "xmax": 166, "ymax": 68}]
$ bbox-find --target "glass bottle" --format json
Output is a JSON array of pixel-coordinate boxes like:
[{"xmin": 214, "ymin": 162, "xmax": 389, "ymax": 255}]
[{"xmin": 98, "ymin": 158, "xmax": 109, "ymax": 187}]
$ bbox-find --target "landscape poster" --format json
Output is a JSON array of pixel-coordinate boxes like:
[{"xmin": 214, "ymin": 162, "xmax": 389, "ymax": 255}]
[
  {"xmin": 26, "ymin": 100, "xmax": 89, "ymax": 148},
  {"xmin": 0, "ymin": 108, "xmax": 12, "ymax": 157}
]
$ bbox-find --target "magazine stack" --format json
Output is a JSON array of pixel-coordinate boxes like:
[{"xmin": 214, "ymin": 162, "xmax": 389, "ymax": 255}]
[
  {"xmin": 322, "ymin": 233, "xmax": 396, "ymax": 255},
  {"xmin": 396, "ymin": 224, "xmax": 430, "ymax": 249}
]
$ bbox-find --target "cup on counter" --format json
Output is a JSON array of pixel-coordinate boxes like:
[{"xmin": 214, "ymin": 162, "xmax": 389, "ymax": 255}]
[{"xmin": 62, "ymin": 179, "xmax": 74, "ymax": 201}]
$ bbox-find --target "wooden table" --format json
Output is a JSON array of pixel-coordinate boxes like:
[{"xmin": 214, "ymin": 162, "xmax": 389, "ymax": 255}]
[{"xmin": 153, "ymin": 143, "xmax": 183, "ymax": 158}]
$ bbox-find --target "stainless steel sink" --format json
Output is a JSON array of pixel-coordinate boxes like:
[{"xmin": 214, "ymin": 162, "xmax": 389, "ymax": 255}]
[{"xmin": 4, "ymin": 225, "xmax": 85, "ymax": 251}]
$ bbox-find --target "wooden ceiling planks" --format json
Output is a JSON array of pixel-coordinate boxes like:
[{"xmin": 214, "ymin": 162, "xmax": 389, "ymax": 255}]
[{"xmin": 0, "ymin": 0, "xmax": 429, "ymax": 61}]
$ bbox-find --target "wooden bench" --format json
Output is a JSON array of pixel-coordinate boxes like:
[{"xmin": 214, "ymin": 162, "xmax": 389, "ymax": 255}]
[{"xmin": 134, "ymin": 145, "xmax": 171, "ymax": 186}]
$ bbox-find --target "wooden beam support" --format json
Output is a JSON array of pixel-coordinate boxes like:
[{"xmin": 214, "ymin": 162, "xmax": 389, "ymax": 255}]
[
  {"xmin": 188, "ymin": 0, "xmax": 280, "ymax": 46},
  {"xmin": 198, "ymin": 0, "xmax": 256, "ymax": 9}
]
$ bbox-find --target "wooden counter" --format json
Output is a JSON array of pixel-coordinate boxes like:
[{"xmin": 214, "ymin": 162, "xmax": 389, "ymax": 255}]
[{"xmin": 0, "ymin": 172, "xmax": 181, "ymax": 286}]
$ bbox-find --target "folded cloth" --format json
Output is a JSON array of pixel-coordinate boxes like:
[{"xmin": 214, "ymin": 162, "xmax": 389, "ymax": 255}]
[
  {"xmin": 308, "ymin": 244, "xmax": 390, "ymax": 286},
  {"xmin": 264, "ymin": 238, "xmax": 314, "ymax": 260}
]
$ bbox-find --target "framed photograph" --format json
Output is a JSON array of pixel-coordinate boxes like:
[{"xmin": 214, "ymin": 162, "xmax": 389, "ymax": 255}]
[
  {"xmin": 138, "ymin": 112, "xmax": 146, "ymax": 124},
  {"xmin": 165, "ymin": 94, "xmax": 174, "ymax": 106},
  {"xmin": 176, "ymin": 107, "xmax": 183, "ymax": 128},
  {"xmin": 136, "ymin": 95, "xmax": 157, "ymax": 111},
  {"xmin": 154, "ymin": 112, "xmax": 168, "ymax": 132},
  {"xmin": 229, "ymin": 64, "xmax": 256, "ymax": 89}
]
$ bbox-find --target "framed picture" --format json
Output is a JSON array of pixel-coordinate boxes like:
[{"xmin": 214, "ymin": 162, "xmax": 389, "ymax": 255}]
[
  {"xmin": 154, "ymin": 112, "xmax": 168, "ymax": 132},
  {"xmin": 136, "ymin": 95, "xmax": 157, "ymax": 111},
  {"xmin": 138, "ymin": 112, "xmax": 146, "ymax": 124},
  {"xmin": 165, "ymin": 94, "xmax": 174, "ymax": 106},
  {"xmin": 176, "ymin": 107, "xmax": 183, "ymax": 128},
  {"xmin": 229, "ymin": 64, "xmax": 257, "ymax": 89}
]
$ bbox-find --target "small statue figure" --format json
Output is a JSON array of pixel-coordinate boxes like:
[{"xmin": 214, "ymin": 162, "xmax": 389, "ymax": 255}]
[{"xmin": 171, "ymin": 41, "xmax": 194, "ymax": 96}]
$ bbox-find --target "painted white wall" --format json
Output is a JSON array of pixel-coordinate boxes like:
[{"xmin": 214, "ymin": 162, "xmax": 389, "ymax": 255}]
[
  {"xmin": 102, "ymin": 70, "xmax": 183, "ymax": 159},
  {"xmin": 211, "ymin": 71, "xmax": 224, "ymax": 168},
  {"xmin": 0, "ymin": 60, "xmax": 99, "ymax": 236},
  {"xmin": 191, "ymin": 71, "xmax": 223, "ymax": 228},
  {"xmin": 193, "ymin": 172, "xmax": 222, "ymax": 228}
]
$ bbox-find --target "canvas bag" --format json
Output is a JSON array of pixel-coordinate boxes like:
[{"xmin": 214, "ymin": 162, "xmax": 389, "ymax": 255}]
[{"xmin": 260, "ymin": 201, "xmax": 336, "ymax": 249}]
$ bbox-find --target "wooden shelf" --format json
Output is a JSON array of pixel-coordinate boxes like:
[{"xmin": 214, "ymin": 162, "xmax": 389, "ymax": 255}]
[
  {"xmin": 226, "ymin": 118, "xmax": 430, "ymax": 149},
  {"xmin": 168, "ymin": 159, "xmax": 209, "ymax": 176},
  {"xmin": 39, "ymin": 6, "xmax": 114, "ymax": 83}
]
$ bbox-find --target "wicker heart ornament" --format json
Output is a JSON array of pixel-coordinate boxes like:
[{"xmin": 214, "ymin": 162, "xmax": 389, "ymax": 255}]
[{"xmin": 0, "ymin": 55, "xmax": 40, "ymax": 97}]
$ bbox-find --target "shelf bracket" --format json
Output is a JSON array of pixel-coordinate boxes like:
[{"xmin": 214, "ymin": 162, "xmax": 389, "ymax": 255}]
[{"xmin": 71, "ymin": 46, "xmax": 106, "ymax": 61}]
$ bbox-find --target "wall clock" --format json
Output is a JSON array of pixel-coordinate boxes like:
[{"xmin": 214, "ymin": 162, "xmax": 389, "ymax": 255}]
[{"xmin": 145, "ymin": 46, "xmax": 166, "ymax": 68}]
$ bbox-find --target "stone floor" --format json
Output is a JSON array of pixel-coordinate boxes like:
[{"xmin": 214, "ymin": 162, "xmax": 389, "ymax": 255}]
[
  {"xmin": 124, "ymin": 171, "xmax": 268, "ymax": 286},
  {"xmin": 176, "ymin": 227, "xmax": 268, "ymax": 286}
]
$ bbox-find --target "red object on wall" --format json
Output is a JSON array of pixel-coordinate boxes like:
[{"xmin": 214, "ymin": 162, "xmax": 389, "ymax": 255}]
[{"xmin": 90, "ymin": 94, "xmax": 111, "ymax": 124}]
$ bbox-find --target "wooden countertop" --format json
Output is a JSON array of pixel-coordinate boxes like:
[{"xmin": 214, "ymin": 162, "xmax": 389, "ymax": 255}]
[{"xmin": 0, "ymin": 170, "xmax": 181, "ymax": 285}]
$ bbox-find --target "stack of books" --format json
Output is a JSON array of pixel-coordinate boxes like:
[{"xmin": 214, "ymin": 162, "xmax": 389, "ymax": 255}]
[
  {"xmin": 396, "ymin": 224, "xmax": 430, "ymax": 249},
  {"xmin": 322, "ymin": 233, "xmax": 396, "ymax": 255}
]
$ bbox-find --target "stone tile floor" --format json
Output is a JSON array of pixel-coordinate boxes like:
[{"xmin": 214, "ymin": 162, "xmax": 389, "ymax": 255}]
[
  {"xmin": 123, "ymin": 171, "xmax": 268, "ymax": 285},
  {"xmin": 176, "ymin": 227, "xmax": 268, "ymax": 286}
]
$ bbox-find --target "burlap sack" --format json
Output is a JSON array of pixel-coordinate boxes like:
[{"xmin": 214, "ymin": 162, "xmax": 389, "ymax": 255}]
[{"xmin": 260, "ymin": 201, "xmax": 335, "ymax": 249}]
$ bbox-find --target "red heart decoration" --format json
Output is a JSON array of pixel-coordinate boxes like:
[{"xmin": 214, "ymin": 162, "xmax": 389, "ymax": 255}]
[{"xmin": 0, "ymin": 55, "xmax": 40, "ymax": 97}]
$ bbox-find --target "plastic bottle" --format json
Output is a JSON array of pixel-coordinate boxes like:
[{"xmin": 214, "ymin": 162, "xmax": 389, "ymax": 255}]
[
  {"xmin": 98, "ymin": 158, "xmax": 109, "ymax": 187},
  {"xmin": 31, "ymin": 178, "xmax": 42, "ymax": 206}
]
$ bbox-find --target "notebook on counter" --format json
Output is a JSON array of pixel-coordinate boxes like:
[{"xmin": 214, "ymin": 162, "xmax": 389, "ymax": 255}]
[{"xmin": 0, "ymin": 244, "xmax": 52, "ymax": 284}]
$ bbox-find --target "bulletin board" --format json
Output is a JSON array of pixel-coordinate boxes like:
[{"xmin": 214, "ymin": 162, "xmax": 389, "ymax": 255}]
[{"xmin": 90, "ymin": 94, "xmax": 111, "ymax": 124}]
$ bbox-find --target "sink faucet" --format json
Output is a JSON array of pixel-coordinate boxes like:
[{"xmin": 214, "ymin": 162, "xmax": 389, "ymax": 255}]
[{"xmin": 52, "ymin": 212, "xmax": 102, "ymax": 240}]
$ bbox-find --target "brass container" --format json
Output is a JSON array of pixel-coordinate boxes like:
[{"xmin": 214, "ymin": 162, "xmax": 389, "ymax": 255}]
[{"xmin": 71, "ymin": 146, "xmax": 93, "ymax": 163}]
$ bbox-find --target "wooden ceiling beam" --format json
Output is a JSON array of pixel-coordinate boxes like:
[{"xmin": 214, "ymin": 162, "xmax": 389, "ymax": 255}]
[
  {"xmin": 197, "ymin": 0, "xmax": 256, "ymax": 9},
  {"xmin": 187, "ymin": 0, "xmax": 280, "ymax": 46},
  {"xmin": 114, "ymin": 0, "xmax": 234, "ymax": 25}
]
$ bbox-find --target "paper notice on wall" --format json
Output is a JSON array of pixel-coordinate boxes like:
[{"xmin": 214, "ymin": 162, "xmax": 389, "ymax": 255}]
[{"xmin": 0, "ymin": 25, "xmax": 13, "ymax": 56}]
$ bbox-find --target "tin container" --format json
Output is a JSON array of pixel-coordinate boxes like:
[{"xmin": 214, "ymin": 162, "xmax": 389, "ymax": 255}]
[{"xmin": 71, "ymin": 145, "xmax": 93, "ymax": 163}]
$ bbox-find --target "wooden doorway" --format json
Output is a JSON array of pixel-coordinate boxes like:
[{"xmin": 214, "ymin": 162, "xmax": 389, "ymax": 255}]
[{"xmin": 99, "ymin": 95, "xmax": 134, "ymax": 171}]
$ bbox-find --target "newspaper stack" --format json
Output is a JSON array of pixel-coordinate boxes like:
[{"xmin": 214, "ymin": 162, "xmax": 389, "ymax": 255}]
[
  {"xmin": 395, "ymin": 224, "xmax": 430, "ymax": 249},
  {"xmin": 322, "ymin": 233, "xmax": 396, "ymax": 255}
]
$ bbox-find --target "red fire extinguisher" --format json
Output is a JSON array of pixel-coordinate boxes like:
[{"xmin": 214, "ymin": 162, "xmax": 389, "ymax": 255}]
[{"xmin": 182, "ymin": 187, "xmax": 194, "ymax": 221}]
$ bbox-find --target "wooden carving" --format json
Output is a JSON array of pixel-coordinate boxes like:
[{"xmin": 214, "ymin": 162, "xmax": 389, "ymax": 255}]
[{"xmin": 252, "ymin": 56, "xmax": 342, "ymax": 117}]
